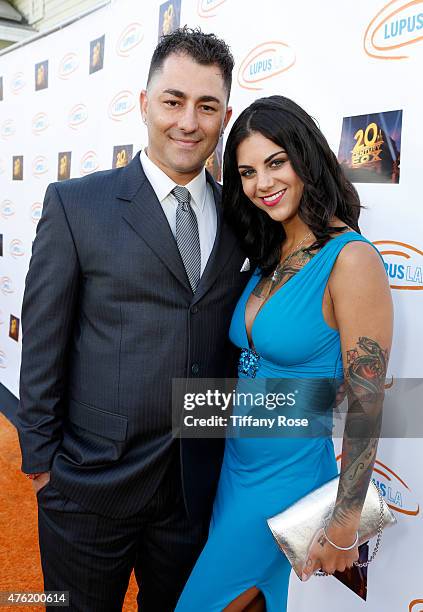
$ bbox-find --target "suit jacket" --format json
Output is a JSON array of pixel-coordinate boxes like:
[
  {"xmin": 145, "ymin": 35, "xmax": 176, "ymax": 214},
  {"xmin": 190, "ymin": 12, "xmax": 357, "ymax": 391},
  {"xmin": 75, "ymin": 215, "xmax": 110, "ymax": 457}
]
[{"xmin": 17, "ymin": 154, "xmax": 250, "ymax": 519}]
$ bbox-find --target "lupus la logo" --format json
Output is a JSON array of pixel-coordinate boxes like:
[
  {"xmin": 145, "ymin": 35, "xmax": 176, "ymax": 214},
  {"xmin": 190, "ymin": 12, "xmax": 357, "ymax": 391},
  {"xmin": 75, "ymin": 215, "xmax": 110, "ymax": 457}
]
[
  {"xmin": 0, "ymin": 277, "xmax": 14, "ymax": 294},
  {"xmin": 237, "ymin": 41, "xmax": 296, "ymax": 91},
  {"xmin": 11, "ymin": 72, "xmax": 25, "ymax": 94},
  {"xmin": 374, "ymin": 240, "xmax": 423, "ymax": 289},
  {"xmin": 58, "ymin": 52, "xmax": 79, "ymax": 79},
  {"xmin": 364, "ymin": 0, "xmax": 423, "ymax": 59},
  {"xmin": 1, "ymin": 119, "xmax": 16, "ymax": 139},
  {"xmin": 197, "ymin": 0, "xmax": 227, "ymax": 18},
  {"xmin": 1, "ymin": 200, "xmax": 15, "ymax": 218},
  {"xmin": 409, "ymin": 600, "xmax": 423, "ymax": 612},
  {"xmin": 9, "ymin": 239, "xmax": 25, "ymax": 258},
  {"xmin": 0, "ymin": 350, "xmax": 6, "ymax": 369},
  {"xmin": 32, "ymin": 156, "xmax": 49, "ymax": 178},
  {"xmin": 108, "ymin": 90, "xmax": 136, "ymax": 121},
  {"xmin": 68, "ymin": 104, "xmax": 88, "ymax": 130},
  {"xmin": 373, "ymin": 458, "xmax": 419, "ymax": 516},
  {"xmin": 32, "ymin": 112, "xmax": 49, "ymax": 134},
  {"xmin": 30, "ymin": 202, "xmax": 42, "ymax": 224},
  {"xmin": 116, "ymin": 23, "xmax": 144, "ymax": 57},
  {"xmin": 80, "ymin": 151, "xmax": 99, "ymax": 175}
]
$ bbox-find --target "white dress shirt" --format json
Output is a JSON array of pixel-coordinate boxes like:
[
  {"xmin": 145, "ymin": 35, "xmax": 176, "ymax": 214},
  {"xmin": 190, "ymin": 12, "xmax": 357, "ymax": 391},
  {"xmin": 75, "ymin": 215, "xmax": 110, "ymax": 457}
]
[{"xmin": 140, "ymin": 149, "xmax": 217, "ymax": 275}]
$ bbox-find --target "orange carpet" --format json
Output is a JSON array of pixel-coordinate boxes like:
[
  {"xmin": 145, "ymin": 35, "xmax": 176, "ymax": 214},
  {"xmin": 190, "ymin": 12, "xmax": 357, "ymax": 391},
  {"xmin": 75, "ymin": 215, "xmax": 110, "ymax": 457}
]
[{"xmin": 0, "ymin": 412, "xmax": 138, "ymax": 611}]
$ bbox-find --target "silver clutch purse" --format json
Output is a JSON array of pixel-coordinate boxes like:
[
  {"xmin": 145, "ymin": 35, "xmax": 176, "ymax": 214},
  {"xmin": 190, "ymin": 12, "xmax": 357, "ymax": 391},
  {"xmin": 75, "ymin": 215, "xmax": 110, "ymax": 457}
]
[{"xmin": 267, "ymin": 476, "xmax": 397, "ymax": 581}]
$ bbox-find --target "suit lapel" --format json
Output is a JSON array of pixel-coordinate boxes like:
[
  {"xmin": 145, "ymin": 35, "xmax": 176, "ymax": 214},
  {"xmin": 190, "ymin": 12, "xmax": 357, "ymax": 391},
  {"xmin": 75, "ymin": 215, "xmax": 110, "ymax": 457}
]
[
  {"xmin": 117, "ymin": 155, "xmax": 238, "ymax": 301},
  {"xmin": 192, "ymin": 172, "xmax": 238, "ymax": 305},
  {"xmin": 118, "ymin": 154, "xmax": 192, "ymax": 294}
]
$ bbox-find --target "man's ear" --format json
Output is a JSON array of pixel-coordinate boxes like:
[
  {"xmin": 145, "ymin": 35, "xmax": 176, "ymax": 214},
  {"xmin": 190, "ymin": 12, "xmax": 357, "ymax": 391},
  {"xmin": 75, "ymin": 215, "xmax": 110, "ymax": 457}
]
[
  {"xmin": 223, "ymin": 105, "xmax": 233, "ymax": 132},
  {"xmin": 140, "ymin": 90, "xmax": 148, "ymax": 123}
]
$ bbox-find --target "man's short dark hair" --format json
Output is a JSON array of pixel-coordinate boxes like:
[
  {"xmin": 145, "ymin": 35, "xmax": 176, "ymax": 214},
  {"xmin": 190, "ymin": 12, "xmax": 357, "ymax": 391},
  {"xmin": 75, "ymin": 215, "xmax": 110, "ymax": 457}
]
[{"xmin": 147, "ymin": 26, "xmax": 234, "ymax": 99}]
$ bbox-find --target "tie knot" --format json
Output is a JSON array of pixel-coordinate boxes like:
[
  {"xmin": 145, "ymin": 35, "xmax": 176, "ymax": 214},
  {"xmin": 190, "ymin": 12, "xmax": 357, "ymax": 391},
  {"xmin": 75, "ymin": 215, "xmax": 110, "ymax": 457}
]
[{"xmin": 172, "ymin": 186, "xmax": 191, "ymax": 207}]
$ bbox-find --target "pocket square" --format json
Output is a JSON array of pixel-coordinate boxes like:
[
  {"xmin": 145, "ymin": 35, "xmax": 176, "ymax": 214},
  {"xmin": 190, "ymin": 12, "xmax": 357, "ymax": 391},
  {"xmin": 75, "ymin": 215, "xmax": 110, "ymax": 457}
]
[{"xmin": 240, "ymin": 258, "xmax": 250, "ymax": 272}]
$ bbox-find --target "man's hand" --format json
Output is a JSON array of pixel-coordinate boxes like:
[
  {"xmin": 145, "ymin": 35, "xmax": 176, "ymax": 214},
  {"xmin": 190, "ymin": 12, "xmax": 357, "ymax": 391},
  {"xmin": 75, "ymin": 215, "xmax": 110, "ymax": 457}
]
[{"xmin": 31, "ymin": 472, "xmax": 50, "ymax": 494}]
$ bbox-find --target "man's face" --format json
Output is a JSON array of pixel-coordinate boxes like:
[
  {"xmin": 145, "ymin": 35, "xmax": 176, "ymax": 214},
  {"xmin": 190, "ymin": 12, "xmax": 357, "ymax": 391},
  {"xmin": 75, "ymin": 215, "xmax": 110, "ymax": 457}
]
[{"xmin": 140, "ymin": 53, "xmax": 232, "ymax": 185}]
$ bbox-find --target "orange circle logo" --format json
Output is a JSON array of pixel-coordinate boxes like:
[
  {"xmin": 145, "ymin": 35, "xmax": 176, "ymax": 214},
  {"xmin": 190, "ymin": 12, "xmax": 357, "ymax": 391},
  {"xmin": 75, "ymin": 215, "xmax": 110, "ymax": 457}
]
[
  {"xmin": 364, "ymin": 0, "xmax": 423, "ymax": 59},
  {"xmin": 0, "ymin": 277, "xmax": 14, "ymax": 295},
  {"xmin": 374, "ymin": 240, "xmax": 423, "ymax": 290},
  {"xmin": 68, "ymin": 104, "xmax": 88, "ymax": 130},
  {"xmin": 116, "ymin": 23, "xmax": 144, "ymax": 57},
  {"xmin": 32, "ymin": 156, "xmax": 49, "ymax": 178},
  {"xmin": 32, "ymin": 112, "xmax": 49, "ymax": 134},
  {"xmin": 1, "ymin": 119, "xmax": 16, "ymax": 139},
  {"xmin": 1, "ymin": 200, "xmax": 15, "ymax": 218},
  {"xmin": 108, "ymin": 90, "xmax": 136, "ymax": 121},
  {"xmin": 58, "ymin": 52, "xmax": 79, "ymax": 79},
  {"xmin": 11, "ymin": 72, "xmax": 25, "ymax": 94},
  {"xmin": 31, "ymin": 202, "xmax": 42, "ymax": 224},
  {"xmin": 80, "ymin": 151, "xmax": 99, "ymax": 175},
  {"xmin": 237, "ymin": 41, "xmax": 296, "ymax": 91}
]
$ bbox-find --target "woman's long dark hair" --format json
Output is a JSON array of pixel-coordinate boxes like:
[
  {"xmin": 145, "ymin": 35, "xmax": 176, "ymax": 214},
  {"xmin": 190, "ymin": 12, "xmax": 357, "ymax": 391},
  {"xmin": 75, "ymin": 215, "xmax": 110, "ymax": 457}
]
[{"xmin": 222, "ymin": 95, "xmax": 361, "ymax": 275}]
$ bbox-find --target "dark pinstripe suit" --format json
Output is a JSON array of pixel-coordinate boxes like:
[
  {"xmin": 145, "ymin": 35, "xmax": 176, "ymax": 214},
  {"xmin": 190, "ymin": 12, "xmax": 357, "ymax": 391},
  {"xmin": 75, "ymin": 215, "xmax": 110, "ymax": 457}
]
[{"xmin": 17, "ymin": 154, "xmax": 250, "ymax": 610}]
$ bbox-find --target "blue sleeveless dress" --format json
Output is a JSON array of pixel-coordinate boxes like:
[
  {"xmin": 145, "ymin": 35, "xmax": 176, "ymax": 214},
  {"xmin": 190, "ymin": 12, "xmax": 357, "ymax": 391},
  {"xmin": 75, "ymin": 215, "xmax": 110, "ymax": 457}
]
[{"xmin": 176, "ymin": 232, "xmax": 373, "ymax": 612}]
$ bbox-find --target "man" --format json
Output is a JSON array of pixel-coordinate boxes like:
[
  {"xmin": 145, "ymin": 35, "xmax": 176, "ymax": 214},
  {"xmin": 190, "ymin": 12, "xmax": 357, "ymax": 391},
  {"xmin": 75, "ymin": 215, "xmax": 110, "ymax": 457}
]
[{"xmin": 18, "ymin": 28, "xmax": 250, "ymax": 611}]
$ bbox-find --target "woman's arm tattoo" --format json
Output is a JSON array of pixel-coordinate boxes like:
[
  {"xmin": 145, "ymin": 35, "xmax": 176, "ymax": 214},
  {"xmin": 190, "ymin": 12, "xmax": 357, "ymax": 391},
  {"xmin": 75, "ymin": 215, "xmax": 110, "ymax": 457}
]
[{"xmin": 332, "ymin": 336, "xmax": 388, "ymax": 528}]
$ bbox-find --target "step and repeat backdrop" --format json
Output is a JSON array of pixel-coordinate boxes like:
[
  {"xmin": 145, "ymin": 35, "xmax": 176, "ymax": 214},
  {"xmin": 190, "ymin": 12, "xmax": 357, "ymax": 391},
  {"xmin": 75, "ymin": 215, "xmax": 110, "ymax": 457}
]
[{"xmin": 0, "ymin": 0, "xmax": 422, "ymax": 609}]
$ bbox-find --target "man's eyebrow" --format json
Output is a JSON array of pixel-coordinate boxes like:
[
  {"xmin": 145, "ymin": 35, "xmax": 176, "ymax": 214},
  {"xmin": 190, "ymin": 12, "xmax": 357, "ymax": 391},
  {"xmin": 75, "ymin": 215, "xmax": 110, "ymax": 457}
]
[
  {"xmin": 162, "ymin": 88, "xmax": 185, "ymax": 98},
  {"xmin": 238, "ymin": 150, "xmax": 286, "ymax": 169},
  {"xmin": 197, "ymin": 95, "xmax": 221, "ymax": 104},
  {"xmin": 162, "ymin": 89, "xmax": 221, "ymax": 104}
]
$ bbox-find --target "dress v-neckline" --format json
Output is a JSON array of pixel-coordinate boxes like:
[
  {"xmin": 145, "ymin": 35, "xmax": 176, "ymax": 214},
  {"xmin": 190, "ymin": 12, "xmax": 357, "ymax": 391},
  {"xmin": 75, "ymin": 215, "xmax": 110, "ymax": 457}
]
[{"xmin": 243, "ymin": 232, "xmax": 355, "ymax": 349}]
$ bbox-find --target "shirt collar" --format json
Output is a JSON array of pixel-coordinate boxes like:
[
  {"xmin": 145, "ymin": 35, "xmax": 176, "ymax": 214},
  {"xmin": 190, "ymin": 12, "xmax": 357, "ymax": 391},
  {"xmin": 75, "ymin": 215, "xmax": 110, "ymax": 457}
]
[{"xmin": 140, "ymin": 149, "xmax": 207, "ymax": 211}]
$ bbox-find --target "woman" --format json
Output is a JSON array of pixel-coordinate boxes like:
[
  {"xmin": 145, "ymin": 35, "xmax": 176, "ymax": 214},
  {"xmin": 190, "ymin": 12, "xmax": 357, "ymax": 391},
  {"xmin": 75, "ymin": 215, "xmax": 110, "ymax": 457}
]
[{"xmin": 175, "ymin": 96, "xmax": 393, "ymax": 611}]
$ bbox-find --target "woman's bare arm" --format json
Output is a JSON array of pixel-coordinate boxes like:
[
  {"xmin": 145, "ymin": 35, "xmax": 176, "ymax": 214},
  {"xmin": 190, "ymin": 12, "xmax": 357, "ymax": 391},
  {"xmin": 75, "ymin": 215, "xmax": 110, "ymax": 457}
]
[{"xmin": 303, "ymin": 240, "xmax": 393, "ymax": 578}]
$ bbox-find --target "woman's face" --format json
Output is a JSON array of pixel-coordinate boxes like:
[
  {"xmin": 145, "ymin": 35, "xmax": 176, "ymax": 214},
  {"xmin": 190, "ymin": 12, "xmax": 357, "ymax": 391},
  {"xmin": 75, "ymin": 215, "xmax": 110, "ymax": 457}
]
[{"xmin": 237, "ymin": 131, "xmax": 304, "ymax": 224}]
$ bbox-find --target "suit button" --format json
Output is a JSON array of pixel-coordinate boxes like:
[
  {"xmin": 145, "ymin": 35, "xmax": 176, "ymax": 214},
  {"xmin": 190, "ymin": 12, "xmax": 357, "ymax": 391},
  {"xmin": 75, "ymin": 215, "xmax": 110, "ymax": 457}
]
[
  {"xmin": 191, "ymin": 305, "xmax": 199, "ymax": 314},
  {"xmin": 191, "ymin": 363, "xmax": 200, "ymax": 375}
]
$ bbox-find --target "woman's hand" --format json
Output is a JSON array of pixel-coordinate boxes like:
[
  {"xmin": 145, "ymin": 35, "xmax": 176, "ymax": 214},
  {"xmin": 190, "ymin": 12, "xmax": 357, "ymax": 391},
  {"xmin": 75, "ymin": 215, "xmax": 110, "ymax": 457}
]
[{"xmin": 302, "ymin": 522, "xmax": 359, "ymax": 581}]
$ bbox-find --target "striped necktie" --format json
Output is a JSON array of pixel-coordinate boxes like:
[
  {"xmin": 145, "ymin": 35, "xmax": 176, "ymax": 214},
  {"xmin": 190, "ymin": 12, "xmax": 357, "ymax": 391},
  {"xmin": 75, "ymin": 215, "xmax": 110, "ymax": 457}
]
[{"xmin": 172, "ymin": 186, "xmax": 201, "ymax": 292}]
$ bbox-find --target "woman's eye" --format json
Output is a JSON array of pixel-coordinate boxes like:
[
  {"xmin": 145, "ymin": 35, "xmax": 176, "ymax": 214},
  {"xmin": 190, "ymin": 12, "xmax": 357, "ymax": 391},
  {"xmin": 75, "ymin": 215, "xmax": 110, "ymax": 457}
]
[
  {"xmin": 240, "ymin": 169, "xmax": 255, "ymax": 178},
  {"xmin": 270, "ymin": 159, "xmax": 286, "ymax": 167}
]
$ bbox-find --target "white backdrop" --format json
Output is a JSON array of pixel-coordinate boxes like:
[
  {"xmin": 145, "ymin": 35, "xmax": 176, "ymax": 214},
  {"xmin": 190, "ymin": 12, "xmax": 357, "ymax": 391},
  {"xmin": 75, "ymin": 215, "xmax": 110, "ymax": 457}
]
[{"xmin": 0, "ymin": 0, "xmax": 422, "ymax": 610}]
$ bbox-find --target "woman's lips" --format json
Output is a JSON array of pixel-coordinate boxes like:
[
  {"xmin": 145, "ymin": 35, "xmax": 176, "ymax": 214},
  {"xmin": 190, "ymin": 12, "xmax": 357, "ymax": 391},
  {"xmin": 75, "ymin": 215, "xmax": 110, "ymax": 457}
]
[{"xmin": 260, "ymin": 189, "xmax": 287, "ymax": 207}]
